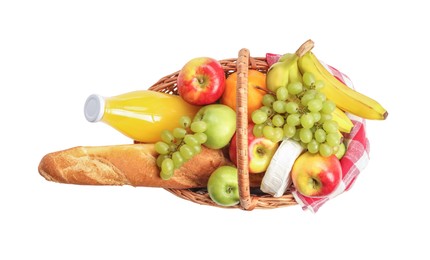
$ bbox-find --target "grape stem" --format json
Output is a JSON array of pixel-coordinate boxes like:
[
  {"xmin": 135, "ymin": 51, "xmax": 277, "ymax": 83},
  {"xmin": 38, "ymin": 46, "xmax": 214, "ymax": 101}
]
[{"xmin": 254, "ymin": 86, "xmax": 275, "ymax": 95}]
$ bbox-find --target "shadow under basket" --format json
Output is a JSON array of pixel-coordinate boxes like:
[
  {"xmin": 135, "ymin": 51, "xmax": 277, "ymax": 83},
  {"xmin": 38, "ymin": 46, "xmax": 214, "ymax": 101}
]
[{"xmin": 148, "ymin": 49, "xmax": 298, "ymax": 211}]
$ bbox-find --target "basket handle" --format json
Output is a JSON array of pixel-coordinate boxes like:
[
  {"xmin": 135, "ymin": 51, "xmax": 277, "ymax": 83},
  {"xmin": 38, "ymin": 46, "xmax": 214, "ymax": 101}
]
[{"xmin": 236, "ymin": 48, "xmax": 256, "ymax": 210}]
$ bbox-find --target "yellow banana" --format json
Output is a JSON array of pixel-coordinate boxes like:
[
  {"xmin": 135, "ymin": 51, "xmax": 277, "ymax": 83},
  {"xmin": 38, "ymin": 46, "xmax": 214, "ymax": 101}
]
[
  {"xmin": 298, "ymin": 52, "xmax": 388, "ymax": 120},
  {"xmin": 332, "ymin": 107, "xmax": 354, "ymax": 133}
]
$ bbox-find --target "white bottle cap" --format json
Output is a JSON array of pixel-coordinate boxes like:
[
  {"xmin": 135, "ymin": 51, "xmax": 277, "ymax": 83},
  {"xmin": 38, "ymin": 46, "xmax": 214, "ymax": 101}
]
[{"xmin": 84, "ymin": 94, "xmax": 105, "ymax": 122}]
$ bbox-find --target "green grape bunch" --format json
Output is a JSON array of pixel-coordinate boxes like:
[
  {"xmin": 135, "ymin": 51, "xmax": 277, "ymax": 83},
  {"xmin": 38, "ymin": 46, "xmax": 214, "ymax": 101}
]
[
  {"xmin": 154, "ymin": 116, "xmax": 207, "ymax": 180},
  {"xmin": 251, "ymin": 72, "xmax": 342, "ymax": 157}
]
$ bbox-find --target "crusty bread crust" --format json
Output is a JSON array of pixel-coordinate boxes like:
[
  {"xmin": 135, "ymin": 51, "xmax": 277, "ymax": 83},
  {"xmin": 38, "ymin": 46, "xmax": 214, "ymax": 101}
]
[{"xmin": 39, "ymin": 144, "xmax": 264, "ymax": 189}]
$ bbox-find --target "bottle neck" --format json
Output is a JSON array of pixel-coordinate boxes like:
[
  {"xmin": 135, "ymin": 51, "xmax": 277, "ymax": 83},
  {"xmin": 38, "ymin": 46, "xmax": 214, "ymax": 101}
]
[{"xmin": 84, "ymin": 94, "xmax": 105, "ymax": 122}]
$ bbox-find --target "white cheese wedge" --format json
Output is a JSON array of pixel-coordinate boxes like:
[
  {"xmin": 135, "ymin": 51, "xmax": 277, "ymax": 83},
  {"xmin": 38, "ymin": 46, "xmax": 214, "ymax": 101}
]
[{"xmin": 260, "ymin": 139, "xmax": 304, "ymax": 197}]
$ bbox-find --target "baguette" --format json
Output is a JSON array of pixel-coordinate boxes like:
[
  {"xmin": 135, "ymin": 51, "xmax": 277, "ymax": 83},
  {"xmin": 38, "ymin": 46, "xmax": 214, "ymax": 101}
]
[{"xmin": 38, "ymin": 143, "xmax": 264, "ymax": 189}]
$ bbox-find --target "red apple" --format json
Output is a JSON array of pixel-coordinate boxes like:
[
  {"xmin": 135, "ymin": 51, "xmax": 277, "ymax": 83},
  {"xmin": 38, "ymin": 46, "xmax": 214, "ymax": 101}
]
[
  {"xmin": 229, "ymin": 123, "xmax": 279, "ymax": 174},
  {"xmin": 291, "ymin": 152, "xmax": 342, "ymax": 197},
  {"xmin": 177, "ymin": 57, "xmax": 226, "ymax": 105}
]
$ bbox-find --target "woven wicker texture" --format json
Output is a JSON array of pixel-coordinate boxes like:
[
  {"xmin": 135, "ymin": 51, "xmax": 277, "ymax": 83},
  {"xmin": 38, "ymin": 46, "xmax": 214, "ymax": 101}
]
[{"xmin": 148, "ymin": 49, "xmax": 298, "ymax": 210}]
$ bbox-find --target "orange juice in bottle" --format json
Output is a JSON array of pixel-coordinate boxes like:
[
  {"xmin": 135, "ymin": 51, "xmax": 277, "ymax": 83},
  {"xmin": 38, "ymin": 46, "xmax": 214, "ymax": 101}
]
[{"xmin": 84, "ymin": 90, "xmax": 201, "ymax": 143}]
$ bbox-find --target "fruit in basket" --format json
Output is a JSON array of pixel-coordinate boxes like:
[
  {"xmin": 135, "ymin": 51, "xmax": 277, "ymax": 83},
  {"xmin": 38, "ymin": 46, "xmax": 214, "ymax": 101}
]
[
  {"xmin": 207, "ymin": 166, "xmax": 240, "ymax": 207},
  {"xmin": 154, "ymin": 116, "xmax": 208, "ymax": 180},
  {"xmin": 229, "ymin": 123, "xmax": 279, "ymax": 174},
  {"xmin": 332, "ymin": 107, "xmax": 353, "ymax": 133},
  {"xmin": 298, "ymin": 51, "xmax": 388, "ymax": 120},
  {"xmin": 251, "ymin": 70, "xmax": 343, "ymax": 157},
  {"xmin": 334, "ymin": 142, "xmax": 346, "ymax": 159},
  {"xmin": 291, "ymin": 152, "xmax": 342, "ymax": 197},
  {"xmin": 220, "ymin": 70, "xmax": 267, "ymax": 122},
  {"xmin": 265, "ymin": 40, "xmax": 315, "ymax": 92},
  {"xmin": 193, "ymin": 104, "xmax": 236, "ymax": 149},
  {"xmin": 266, "ymin": 53, "xmax": 302, "ymax": 92},
  {"xmin": 177, "ymin": 57, "xmax": 226, "ymax": 105}
]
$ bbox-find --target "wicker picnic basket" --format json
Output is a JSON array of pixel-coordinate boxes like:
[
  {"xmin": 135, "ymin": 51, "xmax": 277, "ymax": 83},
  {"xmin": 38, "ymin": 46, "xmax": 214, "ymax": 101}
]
[{"xmin": 148, "ymin": 49, "xmax": 298, "ymax": 210}]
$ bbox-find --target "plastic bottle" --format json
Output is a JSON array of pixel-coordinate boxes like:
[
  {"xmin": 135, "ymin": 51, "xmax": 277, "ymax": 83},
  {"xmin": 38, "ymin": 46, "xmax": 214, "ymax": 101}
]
[{"xmin": 84, "ymin": 90, "xmax": 201, "ymax": 143}]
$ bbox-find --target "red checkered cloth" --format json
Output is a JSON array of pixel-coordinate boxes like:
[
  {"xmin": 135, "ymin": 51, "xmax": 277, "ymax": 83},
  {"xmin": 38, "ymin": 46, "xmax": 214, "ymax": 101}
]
[{"xmin": 266, "ymin": 54, "xmax": 370, "ymax": 213}]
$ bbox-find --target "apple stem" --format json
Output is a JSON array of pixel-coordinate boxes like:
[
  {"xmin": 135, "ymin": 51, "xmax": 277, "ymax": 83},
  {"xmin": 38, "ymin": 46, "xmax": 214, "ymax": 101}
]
[
  {"xmin": 226, "ymin": 186, "xmax": 232, "ymax": 194},
  {"xmin": 310, "ymin": 178, "xmax": 320, "ymax": 189},
  {"xmin": 257, "ymin": 147, "xmax": 266, "ymax": 156}
]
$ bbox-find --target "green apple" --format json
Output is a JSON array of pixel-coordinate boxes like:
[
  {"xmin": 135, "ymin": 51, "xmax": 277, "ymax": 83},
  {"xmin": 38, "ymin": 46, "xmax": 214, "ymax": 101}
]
[
  {"xmin": 207, "ymin": 166, "xmax": 240, "ymax": 207},
  {"xmin": 193, "ymin": 104, "xmax": 236, "ymax": 149}
]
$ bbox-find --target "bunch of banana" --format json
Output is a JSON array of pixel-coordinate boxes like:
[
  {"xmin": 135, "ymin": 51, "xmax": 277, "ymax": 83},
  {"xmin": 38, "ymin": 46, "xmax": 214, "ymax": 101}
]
[
  {"xmin": 266, "ymin": 39, "xmax": 388, "ymax": 121},
  {"xmin": 297, "ymin": 46, "xmax": 388, "ymax": 120}
]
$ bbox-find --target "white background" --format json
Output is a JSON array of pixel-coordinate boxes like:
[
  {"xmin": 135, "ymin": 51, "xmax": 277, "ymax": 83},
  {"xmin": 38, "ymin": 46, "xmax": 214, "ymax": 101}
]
[{"xmin": 0, "ymin": 0, "xmax": 427, "ymax": 259}]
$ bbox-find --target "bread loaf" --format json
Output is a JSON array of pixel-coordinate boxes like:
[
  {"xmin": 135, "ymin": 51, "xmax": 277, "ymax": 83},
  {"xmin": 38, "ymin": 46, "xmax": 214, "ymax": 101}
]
[{"xmin": 38, "ymin": 143, "xmax": 264, "ymax": 189}]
